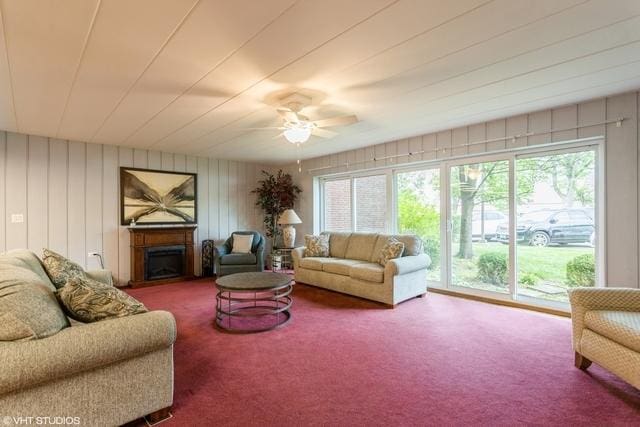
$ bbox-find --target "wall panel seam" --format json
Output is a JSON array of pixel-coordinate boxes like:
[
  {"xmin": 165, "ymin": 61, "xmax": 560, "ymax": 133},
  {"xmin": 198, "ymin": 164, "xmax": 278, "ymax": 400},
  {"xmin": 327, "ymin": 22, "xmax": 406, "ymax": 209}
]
[{"xmin": 25, "ymin": 135, "xmax": 29, "ymax": 247}]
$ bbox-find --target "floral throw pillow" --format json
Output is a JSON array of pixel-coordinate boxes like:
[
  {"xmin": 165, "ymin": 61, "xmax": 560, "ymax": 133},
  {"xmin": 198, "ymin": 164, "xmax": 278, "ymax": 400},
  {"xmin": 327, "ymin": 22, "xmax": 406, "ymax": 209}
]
[
  {"xmin": 57, "ymin": 277, "xmax": 148, "ymax": 323},
  {"xmin": 304, "ymin": 234, "xmax": 330, "ymax": 257},
  {"xmin": 42, "ymin": 249, "xmax": 87, "ymax": 289},
  {"xmin": 378, "ymin": 238, "xmax": 405, "ymax": 266}
]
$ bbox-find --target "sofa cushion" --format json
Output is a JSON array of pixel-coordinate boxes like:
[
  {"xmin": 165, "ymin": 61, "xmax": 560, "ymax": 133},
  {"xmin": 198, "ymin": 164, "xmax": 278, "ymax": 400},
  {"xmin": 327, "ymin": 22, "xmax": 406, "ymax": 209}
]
[
  {"xmin": 220, "ymin": 253, "xmax": 257, "ymax": 265},
  {"xmin": 370, "ymin": 234, "xmax": 392, "ymax": 262},
  {"xmin": 584, "ymin": 310, "xmax": 640, "ymax": 353},
  {"xmin": 377, "ymin": 238, "xmax": 405, "ymax": 266},
  {"xmin": 344, "ymin": 233, "xmax": 379, "ymax": 261},
  {"xmin": 1, "ymin": 249, "xmax": 56, "ymax": 290},
  {"xmin": 394, "ymin": 234, "xmax": 423, "ymax": 256},
  {"xmin": 322, "ymin": 259, "xmax": 368, "ymax": 276},
  {"xmin": 322, "ymin": 232, "xmax": 352, "ymax": 258},
  {"xmin": 304, "ymin": 234, "xmax": 330, "ymax": 257},
  {"xmin": 350, "ymin": 263, "xmax": 385, "ymax": 283},
  {"xmin": 299, "ymin": 257, "xmax": 332, "ymax": 271},
  {"xmin": 42, "ymin": 249, "xmax": 87, "ymax": 289},
  {"xmin": 0, "ymin": 251, "xmax": 70, "ymax": 341},
  {"xmin": 57, "ymin": 277, "xmax": 148, "ymax": 323}
]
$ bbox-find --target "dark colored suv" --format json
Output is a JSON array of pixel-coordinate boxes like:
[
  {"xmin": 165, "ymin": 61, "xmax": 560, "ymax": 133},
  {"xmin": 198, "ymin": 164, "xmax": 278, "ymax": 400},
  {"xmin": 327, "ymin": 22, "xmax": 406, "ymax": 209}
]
[{"xmin": 495, "ymin": 209, "xmax": 594, "ymax": 247}]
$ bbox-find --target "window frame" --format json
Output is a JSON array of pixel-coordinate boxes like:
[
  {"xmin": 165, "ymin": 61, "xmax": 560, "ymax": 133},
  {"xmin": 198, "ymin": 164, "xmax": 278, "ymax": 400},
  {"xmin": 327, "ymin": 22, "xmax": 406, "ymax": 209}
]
[{"xmin": 315, "ymin": 137, "xmax": 605, "ymax": 312}]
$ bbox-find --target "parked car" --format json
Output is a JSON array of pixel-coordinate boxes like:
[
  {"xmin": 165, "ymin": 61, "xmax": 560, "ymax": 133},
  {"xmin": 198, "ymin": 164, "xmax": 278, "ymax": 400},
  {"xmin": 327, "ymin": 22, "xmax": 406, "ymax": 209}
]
[
  {"xmin": 472, "ymin": 210, "xmax": 507, "ymax": 241},
  {"xmin": 495, "ymin": 209, "xmax": 594, "ymax": 247}
]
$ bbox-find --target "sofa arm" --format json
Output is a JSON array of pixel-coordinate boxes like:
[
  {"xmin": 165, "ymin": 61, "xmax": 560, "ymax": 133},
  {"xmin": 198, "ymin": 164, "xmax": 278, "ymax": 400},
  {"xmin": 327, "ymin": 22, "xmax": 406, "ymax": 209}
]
[
  {"xmin": 214, "ymin": 245, "xmax": 229, "ymax": 257},
  {"xmin": 0, "ymin": 310, "xmax": 176, "ymax": 395},
  {"xmin": 385, "ymin": 254, "xmax": 431, "ymax": 276},
  {"xmin": 292, "ymin": 247, "xmax": 305, "ymax": 269},
  {"xmin": 86, "ymin": 269, "xmax": 113, "ymax": 286},
  {"xmin": 256, "ymin": 243, "xmax": 265, "ymax": 271}
]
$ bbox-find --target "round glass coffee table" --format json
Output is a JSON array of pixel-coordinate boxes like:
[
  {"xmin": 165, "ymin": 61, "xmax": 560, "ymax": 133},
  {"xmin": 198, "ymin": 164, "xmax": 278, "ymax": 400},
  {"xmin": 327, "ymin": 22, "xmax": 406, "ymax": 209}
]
[{"xmin": 215, "ymin": 272, "xmax": 293, "ymax": 333}]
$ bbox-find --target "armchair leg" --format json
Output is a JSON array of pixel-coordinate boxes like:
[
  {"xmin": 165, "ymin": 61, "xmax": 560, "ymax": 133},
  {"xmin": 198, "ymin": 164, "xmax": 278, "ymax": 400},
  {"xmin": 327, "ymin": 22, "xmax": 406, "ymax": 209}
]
[{"xmin": 575, "ymin": 352, "xmax": 592, "ymax": 370}]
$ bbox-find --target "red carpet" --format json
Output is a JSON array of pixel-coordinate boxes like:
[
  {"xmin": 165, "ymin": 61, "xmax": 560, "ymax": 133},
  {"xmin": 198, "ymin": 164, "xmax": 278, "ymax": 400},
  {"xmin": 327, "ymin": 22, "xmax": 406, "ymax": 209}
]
[{"xmin": 127, "ymin": 279, "xmax": 640, "ymax": 426}]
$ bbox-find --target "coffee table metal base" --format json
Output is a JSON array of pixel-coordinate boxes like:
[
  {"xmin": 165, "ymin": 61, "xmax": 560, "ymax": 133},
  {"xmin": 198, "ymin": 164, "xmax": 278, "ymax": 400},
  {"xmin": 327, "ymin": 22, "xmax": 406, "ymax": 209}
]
[{"xmin": 215, "ymin": 283, "xmax": 292, "ymax": 333}]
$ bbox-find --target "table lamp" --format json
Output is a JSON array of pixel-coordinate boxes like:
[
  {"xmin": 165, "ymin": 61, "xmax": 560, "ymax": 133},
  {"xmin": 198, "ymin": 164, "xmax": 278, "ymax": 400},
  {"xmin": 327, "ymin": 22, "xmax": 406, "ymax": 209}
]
[{"xmin": 278, "ymin": 209, "xmax": 302, "ymax": 248}]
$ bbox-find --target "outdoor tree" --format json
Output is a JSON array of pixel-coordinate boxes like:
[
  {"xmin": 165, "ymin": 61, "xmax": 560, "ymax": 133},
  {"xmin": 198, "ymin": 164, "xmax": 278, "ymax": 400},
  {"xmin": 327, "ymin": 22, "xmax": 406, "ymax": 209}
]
[
  {"xmin": 451, "ymin": 152, "xmax": 593, "ymax": 259},
  {"xmin": 396, "ymin": 151, "xmax": 595, "ymax": 261},
  {"xmin": 452, "ymin": 159, "xmax": 542, "ymax": 259},
  {"xmin": 545, "ymin": 152, "xmax": 594, "ymax": 207}
]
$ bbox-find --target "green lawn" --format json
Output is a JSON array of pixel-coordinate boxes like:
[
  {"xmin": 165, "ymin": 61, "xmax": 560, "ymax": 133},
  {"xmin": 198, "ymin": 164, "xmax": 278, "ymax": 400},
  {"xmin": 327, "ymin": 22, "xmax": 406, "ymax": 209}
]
[{"xmin": 450, "ymin": 242, "xmax": 594, "ymax": 301}]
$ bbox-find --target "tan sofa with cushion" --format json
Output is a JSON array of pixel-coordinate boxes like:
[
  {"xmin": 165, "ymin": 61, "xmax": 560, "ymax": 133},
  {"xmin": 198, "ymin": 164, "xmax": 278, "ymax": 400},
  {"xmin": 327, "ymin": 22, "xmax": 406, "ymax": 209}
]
[
  {"xmin": 0, "ymin": 249, "xmax": 176, "ymax": 426},
  {"xmin": 292, "ymin": 232, "xmax": 430, "ymax": 307},
  {"xmin": 568, "ymin": 287, "xmax": 640, "ymax": 389}
]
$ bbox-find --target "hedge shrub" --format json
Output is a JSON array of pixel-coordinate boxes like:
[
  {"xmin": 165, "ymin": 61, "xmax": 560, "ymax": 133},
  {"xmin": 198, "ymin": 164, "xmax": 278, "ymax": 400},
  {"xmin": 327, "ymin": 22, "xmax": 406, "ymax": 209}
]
[
  {"xmin": 477, "ymin": 252, "xmax": 508, "ymax": 285},
  {"xmin": 519, "ymin": 272, "xmax": 539, "ymax": 287},
  {"xmin": 423, "ymin": 238, "xmax": 440, "ymax": 270},
  {"xmin": 566, "ymin": 253, "xmax": 595, "ymax": 287}
]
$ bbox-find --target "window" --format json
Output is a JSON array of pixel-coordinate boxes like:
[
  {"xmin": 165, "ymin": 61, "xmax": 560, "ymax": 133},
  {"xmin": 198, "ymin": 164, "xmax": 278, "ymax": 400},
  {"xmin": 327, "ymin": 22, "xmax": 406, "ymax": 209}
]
[
  {"xmin": 515, "ymin": 149, "xmax": 597, "ymax": 305},
  {"xmin": 449, "ymin": 160, "xmax": 510, "ymax": 294},
  {"xmin": 321, "ymin": 174, "xmax": 388, "ymax": 233},
  {"xmin": 317, "ymin": 140, "xmax": 601, "ymax": 310},
  {"xmin": 396, "ymin": 168, "xmax": 441, "ymax": 281},
  {"xmin": 324, "ymin": 179, "xmax": 351, "ymax": 232},
  {"xmin": 355, "ymin": 175, "xmax": 387, "ymax": 232}
]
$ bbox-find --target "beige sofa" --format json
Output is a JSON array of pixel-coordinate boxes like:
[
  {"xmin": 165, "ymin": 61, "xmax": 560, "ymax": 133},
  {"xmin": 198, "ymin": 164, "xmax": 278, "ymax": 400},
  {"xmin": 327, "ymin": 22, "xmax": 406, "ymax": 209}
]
[
  {"xmin": 0, "ymin": 249, "xmax": 176, "ymax": 426},
  {"xmin": 292, "ymin": 232, "xmax": 430, "ymax": 307},
  {"xmin": 568, "ymin": 287, "xmax": 640, "ymax": 389}
]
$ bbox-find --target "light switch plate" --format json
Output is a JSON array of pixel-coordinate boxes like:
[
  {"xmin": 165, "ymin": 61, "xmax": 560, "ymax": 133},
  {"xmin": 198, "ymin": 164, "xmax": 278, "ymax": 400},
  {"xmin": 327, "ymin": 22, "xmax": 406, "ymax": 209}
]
[{"xmin": 11, "ymin": 214, "xmax": 24, "ymax": 223}]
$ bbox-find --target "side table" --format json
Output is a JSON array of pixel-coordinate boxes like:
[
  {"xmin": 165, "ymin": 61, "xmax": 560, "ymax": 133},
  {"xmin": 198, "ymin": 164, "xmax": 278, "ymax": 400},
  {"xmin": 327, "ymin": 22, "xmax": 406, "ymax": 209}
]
[{"xmin": 271, "ymin": 247, "xmax": 295, "ymax": 271}]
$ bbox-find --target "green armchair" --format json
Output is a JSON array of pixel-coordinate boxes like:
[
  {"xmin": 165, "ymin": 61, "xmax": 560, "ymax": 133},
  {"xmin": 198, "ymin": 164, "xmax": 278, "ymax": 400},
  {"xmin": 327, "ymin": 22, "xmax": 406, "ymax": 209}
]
[{"xmin": 214, "ymin": 231, "xmax": 265, "ymax": 277}]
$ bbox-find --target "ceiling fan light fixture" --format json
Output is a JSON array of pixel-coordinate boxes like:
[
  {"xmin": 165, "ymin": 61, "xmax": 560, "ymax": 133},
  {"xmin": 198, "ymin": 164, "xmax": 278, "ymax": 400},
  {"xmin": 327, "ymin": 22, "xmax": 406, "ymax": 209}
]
[{"xmin": 283, "ymin": 123, "xmax": 312, "ymax": 143}]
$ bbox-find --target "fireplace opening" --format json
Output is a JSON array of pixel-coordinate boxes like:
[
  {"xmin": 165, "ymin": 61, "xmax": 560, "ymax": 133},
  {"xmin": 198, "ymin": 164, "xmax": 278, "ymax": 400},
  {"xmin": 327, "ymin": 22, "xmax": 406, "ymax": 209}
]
[{"xmin": 144, "ymin": 245, "xmax": 186, "ymax": 281}]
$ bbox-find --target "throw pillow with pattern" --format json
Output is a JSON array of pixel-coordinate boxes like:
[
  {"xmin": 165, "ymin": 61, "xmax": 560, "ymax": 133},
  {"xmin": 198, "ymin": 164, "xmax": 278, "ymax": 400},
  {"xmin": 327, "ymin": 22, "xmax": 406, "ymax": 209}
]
[
  {"xmin": 57, "ymin": 277, "xmax": 148, "ymax": 323},
  {"xmin": 304, "ymin": 234, "xmax": 330, "ymax": 257},
  {"xmin": 42, "ymin": 249, "xmax": 87, "ymax": 289},
  {"xmin": 378, "ymin": 238, "xmax": 405, "ymax": 266}
]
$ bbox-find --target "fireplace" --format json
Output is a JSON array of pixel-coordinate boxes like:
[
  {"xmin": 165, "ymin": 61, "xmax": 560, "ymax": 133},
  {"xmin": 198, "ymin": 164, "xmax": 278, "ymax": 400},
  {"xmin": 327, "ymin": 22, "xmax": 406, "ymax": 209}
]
[
  {"xmin": 129, "ymin": 226, "xmax": 196, "ymax": 288},
  {"xmin": 144, "ymin": 245, "xmax": 185, "ymax": 281}
]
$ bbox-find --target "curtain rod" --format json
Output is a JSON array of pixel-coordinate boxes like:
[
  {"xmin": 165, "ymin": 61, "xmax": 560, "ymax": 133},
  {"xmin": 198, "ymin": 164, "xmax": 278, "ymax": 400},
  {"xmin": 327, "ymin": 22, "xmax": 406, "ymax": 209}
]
[{"xmin": 305, "ymin": 117, "xmax": 626, "ymax": 173}]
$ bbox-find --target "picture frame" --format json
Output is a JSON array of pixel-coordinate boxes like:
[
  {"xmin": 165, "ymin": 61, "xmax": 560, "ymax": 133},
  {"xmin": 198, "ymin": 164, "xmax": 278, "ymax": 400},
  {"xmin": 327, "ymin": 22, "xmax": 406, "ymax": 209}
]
[{"xmin": 120, "ymin": 167, "xmax": 198, "ymax": 225}]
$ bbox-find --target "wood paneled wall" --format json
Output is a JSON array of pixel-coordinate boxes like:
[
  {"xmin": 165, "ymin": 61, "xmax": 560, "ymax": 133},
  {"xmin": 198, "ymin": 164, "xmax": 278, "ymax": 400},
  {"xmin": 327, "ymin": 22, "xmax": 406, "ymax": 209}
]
[
  {"xmin": 0, "ymin": 133, "xmax": 266, "ymax": 284},
  {"xmin": 282, "ymin": 91, "xmax": 640, "ymax": 289}
]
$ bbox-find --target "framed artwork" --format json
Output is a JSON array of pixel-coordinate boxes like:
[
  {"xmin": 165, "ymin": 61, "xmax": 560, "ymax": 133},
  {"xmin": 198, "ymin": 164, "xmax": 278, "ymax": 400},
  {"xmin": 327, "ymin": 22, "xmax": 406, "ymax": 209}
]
[{"xmin": 120, "ymin": 167, "xmax": 197, "ymax": 225}]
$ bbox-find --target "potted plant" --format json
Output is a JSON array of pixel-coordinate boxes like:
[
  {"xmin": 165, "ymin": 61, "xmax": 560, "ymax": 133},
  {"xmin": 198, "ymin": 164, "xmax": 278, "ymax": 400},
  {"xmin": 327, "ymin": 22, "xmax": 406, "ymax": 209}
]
[{"xmin": 252, "ymin": 169, "xmax": 302, "ymax": 248}]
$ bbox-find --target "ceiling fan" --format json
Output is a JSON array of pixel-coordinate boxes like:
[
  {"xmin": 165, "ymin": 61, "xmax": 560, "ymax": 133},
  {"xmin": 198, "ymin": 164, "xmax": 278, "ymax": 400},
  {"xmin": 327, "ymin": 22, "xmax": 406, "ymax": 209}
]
[{"xmin": 253, "ymin": 94, "xmax": 358, "ymax": 144}]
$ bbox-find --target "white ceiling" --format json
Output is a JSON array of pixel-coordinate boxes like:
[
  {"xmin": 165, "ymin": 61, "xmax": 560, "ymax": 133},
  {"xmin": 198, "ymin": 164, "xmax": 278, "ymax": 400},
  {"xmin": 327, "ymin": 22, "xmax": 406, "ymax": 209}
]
[{"xmin": 0, "ymin": 0, "xmax": 639, "ymax": 164}]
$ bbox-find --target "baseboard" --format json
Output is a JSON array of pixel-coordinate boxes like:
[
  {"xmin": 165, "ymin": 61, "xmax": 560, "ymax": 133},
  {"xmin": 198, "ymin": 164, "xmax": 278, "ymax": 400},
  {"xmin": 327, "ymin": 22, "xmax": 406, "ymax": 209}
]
[{"xmin": 427, "ymin": 287, "xmax": 571, "ymax": 318}]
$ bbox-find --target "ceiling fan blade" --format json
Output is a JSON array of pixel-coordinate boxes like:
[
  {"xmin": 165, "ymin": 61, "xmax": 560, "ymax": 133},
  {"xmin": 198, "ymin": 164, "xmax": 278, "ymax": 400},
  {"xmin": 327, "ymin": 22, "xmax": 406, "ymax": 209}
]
[
  {"xmin": 271, "ymin": 132, "xmax": 285, "ymax": 140},
  {"xmin": 245, "ymin": 126, "xmax": 286, "ymax": 130},
  {"xmin": 312, "ymin": 128, "xmax": 338, "ymax": 139},
  {"xmin": 312, "ymin": 114, "xmax": 358, "ymax": 128},
  {"xmin": 277, "ymin": 108, "xmax": 299, "ymax": 122}
]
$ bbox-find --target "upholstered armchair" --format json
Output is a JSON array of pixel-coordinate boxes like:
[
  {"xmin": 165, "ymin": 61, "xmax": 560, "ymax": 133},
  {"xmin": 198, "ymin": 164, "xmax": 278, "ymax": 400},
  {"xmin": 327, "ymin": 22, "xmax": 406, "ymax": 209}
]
[
  {"xmin": 568, "ymin": 287, "xmax": 640, "ymax": 389},
  {"xmin": 214, "ymin": 231, "xmax": 265, "ymax": 277}
]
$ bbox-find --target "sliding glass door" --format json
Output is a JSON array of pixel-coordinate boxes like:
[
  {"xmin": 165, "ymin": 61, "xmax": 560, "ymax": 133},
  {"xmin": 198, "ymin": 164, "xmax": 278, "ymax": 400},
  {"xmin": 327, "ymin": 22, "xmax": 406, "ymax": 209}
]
[
  {"xmin": 396, "ymin": 168, "xmax": 442, "ymax": 283},
  {"xmin": 326, "ymin": 140, "xmax": 602, "ymax": 309},
  {"xmin": 449, "ymin": 159, "xmax": 511, "ymax": 295},
  {"xmin": 515, "ymin": 148, "xmax": 597, "ymax": 305}
]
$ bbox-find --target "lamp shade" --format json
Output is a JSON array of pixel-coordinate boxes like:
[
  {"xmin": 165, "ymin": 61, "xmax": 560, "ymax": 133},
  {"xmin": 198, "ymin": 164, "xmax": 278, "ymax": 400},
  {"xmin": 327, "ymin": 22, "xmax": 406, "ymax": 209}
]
[{"xmin": 278, "ymin": 209, "xmax": 302, "ymax": 225}]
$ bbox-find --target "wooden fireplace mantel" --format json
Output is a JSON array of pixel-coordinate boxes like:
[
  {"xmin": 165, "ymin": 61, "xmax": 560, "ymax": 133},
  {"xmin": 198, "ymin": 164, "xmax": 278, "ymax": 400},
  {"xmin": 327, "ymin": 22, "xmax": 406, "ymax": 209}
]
[{"xmin": 129, "ymin": 226, "xmax": 196, "ymax": 288}]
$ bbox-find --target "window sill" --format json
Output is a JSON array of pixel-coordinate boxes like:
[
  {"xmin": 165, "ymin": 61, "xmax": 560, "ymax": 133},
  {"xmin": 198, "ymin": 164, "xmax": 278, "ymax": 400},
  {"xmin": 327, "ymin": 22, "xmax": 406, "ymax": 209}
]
[{"xmin": 427, "ymin": 286, "xmax": 571, "ymax": 318}]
